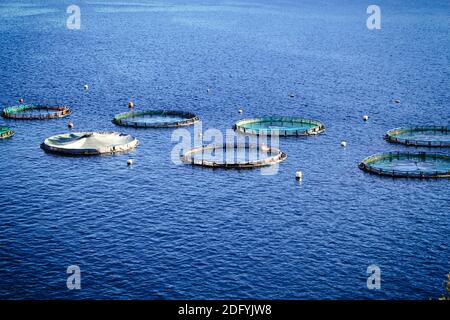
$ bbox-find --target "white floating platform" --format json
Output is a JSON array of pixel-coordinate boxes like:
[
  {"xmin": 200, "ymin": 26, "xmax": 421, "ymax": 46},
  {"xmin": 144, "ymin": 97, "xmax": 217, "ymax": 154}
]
[{"xmin": 41, "ymin": 132, "xmax": 139, "ymax": 155}]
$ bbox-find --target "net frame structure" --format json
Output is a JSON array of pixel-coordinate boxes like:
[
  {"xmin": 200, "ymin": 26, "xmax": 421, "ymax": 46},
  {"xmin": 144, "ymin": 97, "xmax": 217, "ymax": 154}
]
[
  {"xmin": 234, "ymin": 117, "xmax": 325, "ymax": 136},
  {"xmin": 180, "ymin": 143, "xmax": 287, "ymax": 169},
  {"xmin": 2, "ymin": 105, "xmax": 71, "ymax": 120},
  {"xmin": 41, "ymin": 132, "xmax": 139, "ymax": 156},
  {"xmin": 112, "ymin": 110, "xmax": 200, "ymax": 128},
  {"xmin": 358, "ymin": 152, "xmax": 450, "ymax": 178},
  {"xmin": 0, "ymin": 126, "xmax": 15, "ymax": 139},
  {"xmin": 384, "ymin": 126, "xmax": 450, "ymax": 147}
]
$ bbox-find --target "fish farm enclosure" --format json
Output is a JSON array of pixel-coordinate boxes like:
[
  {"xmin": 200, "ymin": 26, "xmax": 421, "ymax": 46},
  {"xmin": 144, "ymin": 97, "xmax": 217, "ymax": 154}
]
[
  {"xmin": 113, "ymin": 110, "xmax": 199, "ymax": 128},
  {"xmin": 385, "ymin": 127, "xmax": 450, "ymax": 147},
  {"xmin": 41, "ymin": 132, "xmax": 139, "ymax": 155},
  {"xmin": 2, "ymin": 105, "xmax": 71, "ymax": 120},
  {"xmin": 234, "ymin": 117, "xmax": 325, "ymax": 136},
  {"xmin": 359, "ymin": 152, "xmax": 450, "ymax": 178},
  {"xmin": 0, "ymin": 126, "xmax": 15, "ymax": 139},
  {"xmin": 181, "ymin": 143, "xmax": 287, "ymax": 168},
  {"xmin": 0, "ymin": 0, "xmax": 449, "ymax": 301}
]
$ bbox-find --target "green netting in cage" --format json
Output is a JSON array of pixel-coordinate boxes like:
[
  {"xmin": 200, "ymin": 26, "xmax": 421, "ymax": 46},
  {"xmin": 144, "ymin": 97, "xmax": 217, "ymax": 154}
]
[
  {"xmin": 359, "ymin": 152, "xmax": 450, "ymax": 178},
  {"xmin": 385, "ymin": 126, "xmax": 450, "ymax": 147},
  {"xmin": 2, "ymin": 104, "xmax": 71, "ymax": 120},
  {"xmin": 234, "ymin": 117, "xmax": 325, "ymax": 136},
  {"xmin": 0, "ymin": 126, "xmax": 15, "ymax": 139},
  {"xmin": 113, "ymin": 110, "xmax": 199, "ymax": 128}
]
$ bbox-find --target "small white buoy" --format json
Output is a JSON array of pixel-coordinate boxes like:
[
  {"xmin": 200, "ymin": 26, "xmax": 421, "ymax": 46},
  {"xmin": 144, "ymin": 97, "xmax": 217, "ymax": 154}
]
[
  {"xmin": 127, "ymin": 159, "xmax": 133, "ymax": 166},
  {"xmin": 207, "ymin": 88, "xmax": 212, "ymax": 94},
  {"xmin": 68, "ymin": 122, "xmax": 74, "ymax": 129},
  {"xmin": 238, "ymin": 109, "xmax": 243, "ymax": 114},
  {"xmin": 295, "ymin": 171, "xmax": 303, "ymax": 180},
  {"xmin": 19, "ymin": 98, "xmax": 24, "ymax": 104},
  {"xmin": 363, "ymin": 115, "xmax": 369, "ymax": 121},
  {"xmin": 84, "ymin": 84, "xmax": 89, "ymax": 91},
  {"xmin": 394, "ymin": 99, "xmax": 401, "ymax": 104},
  {"xmin": 341, "ymin": 141, "xmax": 347, "ymax": 147},
  {"xmin": 128, "ymin": 101, "xmax": 134, "ymax": 109}
]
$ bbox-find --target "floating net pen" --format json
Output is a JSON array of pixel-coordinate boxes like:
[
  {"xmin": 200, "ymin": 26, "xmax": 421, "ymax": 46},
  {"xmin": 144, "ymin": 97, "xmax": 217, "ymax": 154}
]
[
  {"xmin": 113, "ymin": 110, "xmax": 199, "ymax": 128},
  {"xmin": 2, "ymin": 105, "xmax": 71, "ymax": 120},
  {"xmin": 0, "ymin": 126, "xmax": 14, "ymax": 139},
  {"xmin": 234, "ymin": 117, "xmax": 325, "ymax": 136},
  {"xmin": 385, "ymin": 126, "xmax": 450, "ymax": 147},
  {"xmin": 41, "ymin": 132, "xmax": 139, "ymax": 156},
  {"xmin": 359, "ymin": 152, "xmax": 450, "ymax": 178},
  {"xmin": 181, "ymin": 143, "xmax": 287, "ymax": 169}
]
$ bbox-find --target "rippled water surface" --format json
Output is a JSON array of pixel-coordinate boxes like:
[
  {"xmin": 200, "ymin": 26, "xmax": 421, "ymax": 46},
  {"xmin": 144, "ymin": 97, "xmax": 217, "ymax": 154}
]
[{"xmin": 0, "ymin": 0, "xmax": 449, "ymax": 299}]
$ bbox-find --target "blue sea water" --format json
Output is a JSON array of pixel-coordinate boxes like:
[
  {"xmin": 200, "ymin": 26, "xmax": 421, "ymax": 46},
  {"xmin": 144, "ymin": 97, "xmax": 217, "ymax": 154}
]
[{"xmin": 0, "ymin": 0, "xmax": 449, "ymax": 299}]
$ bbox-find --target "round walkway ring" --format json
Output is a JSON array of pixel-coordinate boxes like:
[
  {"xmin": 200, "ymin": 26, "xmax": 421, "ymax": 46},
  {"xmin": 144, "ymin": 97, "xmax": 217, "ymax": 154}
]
[
  {"xmin": 41, "ymin": 132, "xmax": 139, "ymax": 156},
  {"xmin": 358, "ymin": 152, "xmax": 450, "ymax": 179},
  {"xmin": 2, "ymin": 105, "xmax": 71, "ymax": 120},
  {"xmin": 181, "ymin": 143, "xmax": 287, "ymax": 169},
  {"xmin": 113, "ymin": 110, "xmax": 199, "ymax": 128},
  {"xmin": 385, "ymin": 126, "xmax": 450, "ymax": 147},
  {"xmin": 0, "ymin": 126, "xmax": 15, "ymax": 139},
  {"xmin": 234, "ymin": 117, "xmax": 325, "ymax": 136}
]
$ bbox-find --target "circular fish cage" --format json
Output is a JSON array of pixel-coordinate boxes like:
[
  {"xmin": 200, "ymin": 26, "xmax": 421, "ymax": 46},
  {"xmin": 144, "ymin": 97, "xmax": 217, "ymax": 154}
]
[
  {"xmin": 181, "ymin": 143, "xmax": 287, "ymax": 169},
  {"xmin": 0, "ymin": 126, "xmax": 15, "ymax": 139},
  {"xmin": 385, "ymin": 126, "xmax": 450, "ymax": 147},
  {"xmin": 41, "ymin": 132, "xmax": 139, "ymax": 156},
  {"xmin": 359, "ymin": 152, "xmax": 450, "ymax": 178},
  {"xmin": 2, "ymin": 104, "xmax": 71, "ymax": 120},
  {"xmin": 234, "ymin": 117, "xmax": 325, "ymax": 136},
  {"xmin": 112, "ymin": 110, "xmax": 199, "ymax": 128}
]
